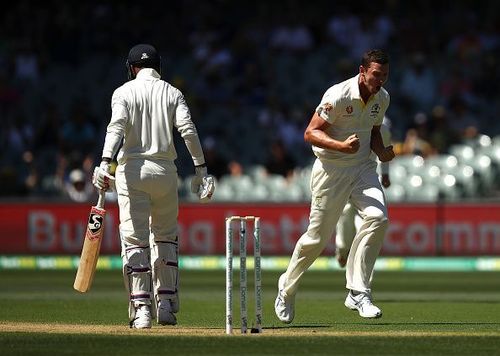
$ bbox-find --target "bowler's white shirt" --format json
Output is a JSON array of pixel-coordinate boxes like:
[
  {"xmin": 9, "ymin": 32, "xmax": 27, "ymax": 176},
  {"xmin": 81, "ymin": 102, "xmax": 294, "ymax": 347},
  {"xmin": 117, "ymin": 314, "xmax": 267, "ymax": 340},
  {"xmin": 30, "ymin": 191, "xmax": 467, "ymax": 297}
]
[
  {"xmin": 102, "ymin": 68, "xmax": 204, "ymax": 165},
  {"xmin": 314, "ymin": 74, "xmax": 390, "ymax": 165}
]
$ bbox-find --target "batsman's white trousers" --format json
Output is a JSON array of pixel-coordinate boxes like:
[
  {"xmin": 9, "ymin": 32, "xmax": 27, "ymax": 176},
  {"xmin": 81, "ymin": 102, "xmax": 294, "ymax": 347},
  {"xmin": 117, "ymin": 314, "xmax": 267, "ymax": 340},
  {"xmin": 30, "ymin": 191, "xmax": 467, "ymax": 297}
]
[
  {"xmin": 282, "ymin": 158, "xmax": 388, "ymax": 296},
  {"xmin": 115, "ymin": 158, "xmax": 179, "ymax": 247}
]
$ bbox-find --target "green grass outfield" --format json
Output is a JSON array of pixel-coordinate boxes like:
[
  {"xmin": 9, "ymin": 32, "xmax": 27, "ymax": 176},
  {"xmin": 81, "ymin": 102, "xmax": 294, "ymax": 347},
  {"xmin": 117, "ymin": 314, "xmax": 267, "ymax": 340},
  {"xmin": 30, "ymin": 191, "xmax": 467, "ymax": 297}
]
[{"xmin": 1, "ymin": 269, "xmax": 499, "ymax": 355}]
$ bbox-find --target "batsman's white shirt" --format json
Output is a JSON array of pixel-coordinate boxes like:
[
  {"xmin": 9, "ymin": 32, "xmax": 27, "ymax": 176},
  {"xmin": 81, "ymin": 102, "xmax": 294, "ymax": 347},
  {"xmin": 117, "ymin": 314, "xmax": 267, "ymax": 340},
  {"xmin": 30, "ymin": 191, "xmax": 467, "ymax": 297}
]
[
  {"xmin": 102, "ymin": 68, "xmax": 204, "ymax": 167},
  {"xmin": 101, "ymin": 68, "xmax": 204, "ymax": 245}
]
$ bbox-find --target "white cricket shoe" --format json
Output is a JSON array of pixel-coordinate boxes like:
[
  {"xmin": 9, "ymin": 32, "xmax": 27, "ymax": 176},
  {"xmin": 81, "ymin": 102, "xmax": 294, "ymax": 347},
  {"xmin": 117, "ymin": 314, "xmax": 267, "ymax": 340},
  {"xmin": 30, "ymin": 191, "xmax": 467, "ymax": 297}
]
[
  {"xmin": 131, "ymin": 305, "xmax": 152, "ymax": 329},
  {"xmin": 274, "ymin": 274, "xmax": 295, "ymax": 324},
  {"xmin": 344, "ymin": 291, "xmax": 382, "ymax": 318},
  {"xmin": 157, "ymin": 300, "xmax": 177, "ymax": 326}
]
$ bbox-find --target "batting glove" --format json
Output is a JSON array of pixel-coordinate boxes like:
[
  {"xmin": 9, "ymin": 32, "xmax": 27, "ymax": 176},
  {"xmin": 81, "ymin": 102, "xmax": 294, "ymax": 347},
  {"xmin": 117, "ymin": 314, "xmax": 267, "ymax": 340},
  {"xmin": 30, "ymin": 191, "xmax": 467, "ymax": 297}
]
[
  {"xmin": 92, "ymin": 161, "xmax": 115, "ymax": 191},
  {"xmin": 191, "ymin": 165, "xmax": 215, "ymax": 203}
]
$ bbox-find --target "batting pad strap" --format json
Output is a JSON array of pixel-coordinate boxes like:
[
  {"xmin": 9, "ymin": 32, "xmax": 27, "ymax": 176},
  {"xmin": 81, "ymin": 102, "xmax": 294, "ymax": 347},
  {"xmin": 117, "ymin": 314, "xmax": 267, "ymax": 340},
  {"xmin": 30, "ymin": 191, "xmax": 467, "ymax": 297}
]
[
  {"xmin": 130, "ymin": 293, "xmax": 152, "ymax": 301},
  {"xmin": 127, "ymin": 266, "xmax": 150, "ymax": 273}
]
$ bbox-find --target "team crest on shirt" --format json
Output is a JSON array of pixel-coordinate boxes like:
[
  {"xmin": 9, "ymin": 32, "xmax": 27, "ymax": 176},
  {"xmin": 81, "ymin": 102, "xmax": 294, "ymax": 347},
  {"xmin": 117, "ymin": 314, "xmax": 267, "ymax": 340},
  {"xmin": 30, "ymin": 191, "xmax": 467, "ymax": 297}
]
[
  {"xmin": 322, "ymin": 103, "xmax": 333, "ymax": 114},
  {"xmin": 370, "ymin": 103, "xmax": 380, "ymax": 117},
  {"xmin": 346, "ymin": 105, "xmax": 353, "ymax": 114},
  {"xmin": 313, "ymin": 195, "xmax": 325, "ymax": 209},
  {"xmin": 314, "ymin": 196, "xmax": 322, "ymax": 208}
]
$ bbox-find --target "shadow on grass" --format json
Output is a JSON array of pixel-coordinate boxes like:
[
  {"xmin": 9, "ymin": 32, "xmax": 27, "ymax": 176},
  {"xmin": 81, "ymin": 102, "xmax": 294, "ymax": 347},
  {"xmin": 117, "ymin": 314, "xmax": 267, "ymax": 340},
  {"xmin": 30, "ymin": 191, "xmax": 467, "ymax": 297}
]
[
  {"xmin": 338, "ymin": 321, "xmax": 500, "ymax": 326},
  {"xmin": 380, "ymin": 300, "xmax": 500, "ymax": 304},
  {"xmin": 265, "ymin": 324, "xmax": 331, "ymax": 330}
]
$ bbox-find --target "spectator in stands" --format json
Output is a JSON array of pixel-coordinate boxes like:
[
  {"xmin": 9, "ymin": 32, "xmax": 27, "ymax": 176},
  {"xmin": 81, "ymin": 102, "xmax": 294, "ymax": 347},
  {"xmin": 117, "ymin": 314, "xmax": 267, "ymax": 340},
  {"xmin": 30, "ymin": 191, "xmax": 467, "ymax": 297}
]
[
  {"xmin": 447, "ymin": 17, "xmax": 485, "ymax": 65},
  {"xmin": 38, "ymin": 152, "xmax": 67, "ymax": 196},
  {"xmin": 21, "ymin": 151, "xmax": 40, "ymax": 195},
  {"xmin": 269, "ymin": 13, "xmax": 314, "ymax": 53},
  {"xmin": 447, "ymin": 95, "xmax": 479, "ymax": 139},
  {"xmin": 328, "ymin": 11, "xmax": 393, "ymax": 61},
  {"xmin": 399, "ymin": 52, "xmax": 437, "ymax": 113},
  {"xmin": 439, "ymin": 66, "xmax": 475, "ymax": 106},
  {"xmin": 63, "ymin": 168, "xmax": 95, "ymax": 202},
  {"xmin": 326, "ymin": 5, "xmax": 360, "ymax": 49},
  {"xmin": 201, "ymin": 38, "xmax": 234, "ymax": 77},
  {"xmin": 264, "ymin": 139, "xmax": 296, "ymax": 179},
  {"xmin": 427, "ymin": 105, "xmax": 461, "ymax": 154},
  {"xmin": 0, "ymin": 72, "xmax": 21, "ymax": 117},
  {"xmin": 202, "ymin": 136, "xmax": 229, "ymax": 180},
  {"xmin": 14, "ymin": 41, "xmax": 40, "ymax": 84},
  {"xmin": 59, "ymin": 103, "xmax": 97, "ymax": 156},
  {"xmin": 4, "ymin": 112, "xmax": 34, "ymax": 155},
  {"xmin": 33, "ymin": 103, "xmax": 62, "ymax": 154},
  {"xmin": 401, "ymin": 113, "xmax": 434, "ymax": 157},
  {"xmin": 228, "ymin": 160, "xmax": 244, "ymax": 177}
]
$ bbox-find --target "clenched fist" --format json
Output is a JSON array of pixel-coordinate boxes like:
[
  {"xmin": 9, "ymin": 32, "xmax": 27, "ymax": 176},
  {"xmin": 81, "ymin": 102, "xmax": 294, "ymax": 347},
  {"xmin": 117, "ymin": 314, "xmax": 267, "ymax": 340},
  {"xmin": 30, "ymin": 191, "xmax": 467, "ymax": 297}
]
[
  {"xmin": 340, "ymin": 134, "xmax": 360, "ymax": 153},
  {"xmin": 377, "ymin": 145, "xmax": 395, "ymax": 162}
]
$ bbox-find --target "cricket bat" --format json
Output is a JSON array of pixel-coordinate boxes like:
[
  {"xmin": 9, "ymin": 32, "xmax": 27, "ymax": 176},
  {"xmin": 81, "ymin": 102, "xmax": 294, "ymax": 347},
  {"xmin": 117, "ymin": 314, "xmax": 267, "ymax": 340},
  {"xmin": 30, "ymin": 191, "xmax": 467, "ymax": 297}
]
[{"xmin": 74, "ymin": 190, "xmax": 106, "ymax": 293}]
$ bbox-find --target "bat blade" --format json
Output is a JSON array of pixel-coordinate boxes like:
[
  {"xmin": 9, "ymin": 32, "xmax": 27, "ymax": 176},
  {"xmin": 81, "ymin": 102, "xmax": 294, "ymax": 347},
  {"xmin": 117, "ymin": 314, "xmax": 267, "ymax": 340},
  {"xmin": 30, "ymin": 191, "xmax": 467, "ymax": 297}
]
[{"xmin": 73, "ymin": 204, "xmax": 106, "ymax": 293}]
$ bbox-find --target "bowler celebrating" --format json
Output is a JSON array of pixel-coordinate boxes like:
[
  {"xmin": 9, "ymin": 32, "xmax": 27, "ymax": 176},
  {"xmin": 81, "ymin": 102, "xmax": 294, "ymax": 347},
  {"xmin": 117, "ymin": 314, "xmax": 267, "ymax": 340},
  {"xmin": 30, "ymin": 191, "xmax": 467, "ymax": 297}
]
[{"xmin": 275, "ymin": 49, "xmax": 394, "ymax": 323}]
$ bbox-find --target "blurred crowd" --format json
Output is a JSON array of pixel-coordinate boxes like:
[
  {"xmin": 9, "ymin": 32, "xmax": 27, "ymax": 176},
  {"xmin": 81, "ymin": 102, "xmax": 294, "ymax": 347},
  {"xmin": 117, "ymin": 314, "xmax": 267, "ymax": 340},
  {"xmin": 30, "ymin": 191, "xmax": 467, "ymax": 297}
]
[{"xmin": 1, "ymin": 0, "xmax": 499, "ymax": 200}]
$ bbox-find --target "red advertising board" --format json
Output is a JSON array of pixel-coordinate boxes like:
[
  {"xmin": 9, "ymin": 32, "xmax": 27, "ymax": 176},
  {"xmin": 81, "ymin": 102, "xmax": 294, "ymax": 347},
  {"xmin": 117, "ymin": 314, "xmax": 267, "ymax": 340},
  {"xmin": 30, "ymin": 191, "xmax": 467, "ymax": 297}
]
[{"xmin": 0, "ymin": 202, "xmax": 499, "ymax": 256}]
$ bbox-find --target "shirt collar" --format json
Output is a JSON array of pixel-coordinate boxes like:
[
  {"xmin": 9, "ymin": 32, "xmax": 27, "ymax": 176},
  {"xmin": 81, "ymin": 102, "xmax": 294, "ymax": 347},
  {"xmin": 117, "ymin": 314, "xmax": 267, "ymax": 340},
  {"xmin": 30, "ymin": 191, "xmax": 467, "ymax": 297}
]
[
  {"xmin": 136, "ymin": 68, "xmax": 161, "ymax": 79},
  {"xmin": 350, "ymin": 74, "xmax": 362, "ymax": 100},
  {"xmin": 351, "ymin": 74, "xmax": 382, "ymax": 104}
]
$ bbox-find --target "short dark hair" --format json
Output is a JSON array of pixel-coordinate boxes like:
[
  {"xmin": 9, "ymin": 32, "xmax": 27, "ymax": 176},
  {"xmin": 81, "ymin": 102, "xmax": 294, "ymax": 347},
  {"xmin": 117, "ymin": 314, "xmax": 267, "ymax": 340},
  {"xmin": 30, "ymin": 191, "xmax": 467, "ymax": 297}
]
[{"xmin": 361, "ymin": 49, "xmax": 389, "ymax": 67}]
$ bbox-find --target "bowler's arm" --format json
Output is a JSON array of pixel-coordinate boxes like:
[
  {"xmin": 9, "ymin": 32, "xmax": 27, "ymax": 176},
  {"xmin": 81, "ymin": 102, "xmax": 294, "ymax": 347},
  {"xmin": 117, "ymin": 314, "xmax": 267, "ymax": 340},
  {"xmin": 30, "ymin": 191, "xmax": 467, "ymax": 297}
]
[
  {"xmin": 371, "ymin": 125, "xmax": 395, "ymax": 162},
  {"xmin": 304, "ymin": 112, "xmax": 359, "ymax": 153}
]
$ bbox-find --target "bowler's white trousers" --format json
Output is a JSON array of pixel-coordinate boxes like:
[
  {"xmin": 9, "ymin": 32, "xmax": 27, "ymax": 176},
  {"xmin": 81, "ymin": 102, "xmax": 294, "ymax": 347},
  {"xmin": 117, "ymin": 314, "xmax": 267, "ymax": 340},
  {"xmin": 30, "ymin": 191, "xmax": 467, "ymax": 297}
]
[
  {"xmin": 335, "ymin": 202, "xmax": 359, "ymax": 258},
  {"xmin": 282, "ymin": 158, "xmax": 388, "ymax": 296}
]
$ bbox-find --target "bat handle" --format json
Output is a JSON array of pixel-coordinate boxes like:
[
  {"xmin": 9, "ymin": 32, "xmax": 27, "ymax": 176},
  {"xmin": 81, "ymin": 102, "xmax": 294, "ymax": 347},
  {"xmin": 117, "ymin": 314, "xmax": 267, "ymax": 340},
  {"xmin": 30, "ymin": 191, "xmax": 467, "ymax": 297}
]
[{"xmin": 97, "ymin": 190, "xmax": 106, "ymax": 209}]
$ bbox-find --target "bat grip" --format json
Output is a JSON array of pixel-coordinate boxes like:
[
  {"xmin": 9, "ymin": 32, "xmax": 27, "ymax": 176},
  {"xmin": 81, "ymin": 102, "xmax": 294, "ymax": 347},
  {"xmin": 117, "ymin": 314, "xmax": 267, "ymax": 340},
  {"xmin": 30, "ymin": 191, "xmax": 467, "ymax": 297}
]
[{"xmin": 97, "ymin": 190, "xmax": 106, "ymax": 209}]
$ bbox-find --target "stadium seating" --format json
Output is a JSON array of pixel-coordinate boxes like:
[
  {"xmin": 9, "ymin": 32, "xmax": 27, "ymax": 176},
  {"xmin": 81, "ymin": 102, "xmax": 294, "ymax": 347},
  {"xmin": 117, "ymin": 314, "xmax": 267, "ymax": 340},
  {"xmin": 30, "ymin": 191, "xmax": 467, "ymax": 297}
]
[
  {"xmin": 449, "ymin": 144, "xmax": 475, "ymax": 165},
  {"xmin": 392, "ymin": 155, "xmax": 425, "ymax": 174},
  {"xmin": 405, "ymin": 181, "xmax": 440, "ymax": 202},
  {"xmin": 210, "ymin": 181, "xmax": 235, "ymax": 202},
  {"xmin": 384, "ymin": 183, "xmax": 406, "ymax": 202}
]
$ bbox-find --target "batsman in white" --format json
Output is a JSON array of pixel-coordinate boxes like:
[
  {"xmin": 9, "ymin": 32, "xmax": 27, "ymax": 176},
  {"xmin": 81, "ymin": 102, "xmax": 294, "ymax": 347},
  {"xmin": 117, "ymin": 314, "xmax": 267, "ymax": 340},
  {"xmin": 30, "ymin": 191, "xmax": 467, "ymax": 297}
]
[
  {"xmin": 335, "ymin": 117, "xmax": 392, "ymax": 268},
  {"xmin": 275, "ymin": 49, "xmax": 395, "ymax": 323},
  {"xmin": 92, "ymin": 44, "xmax": 215, "ymax": 329}
]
